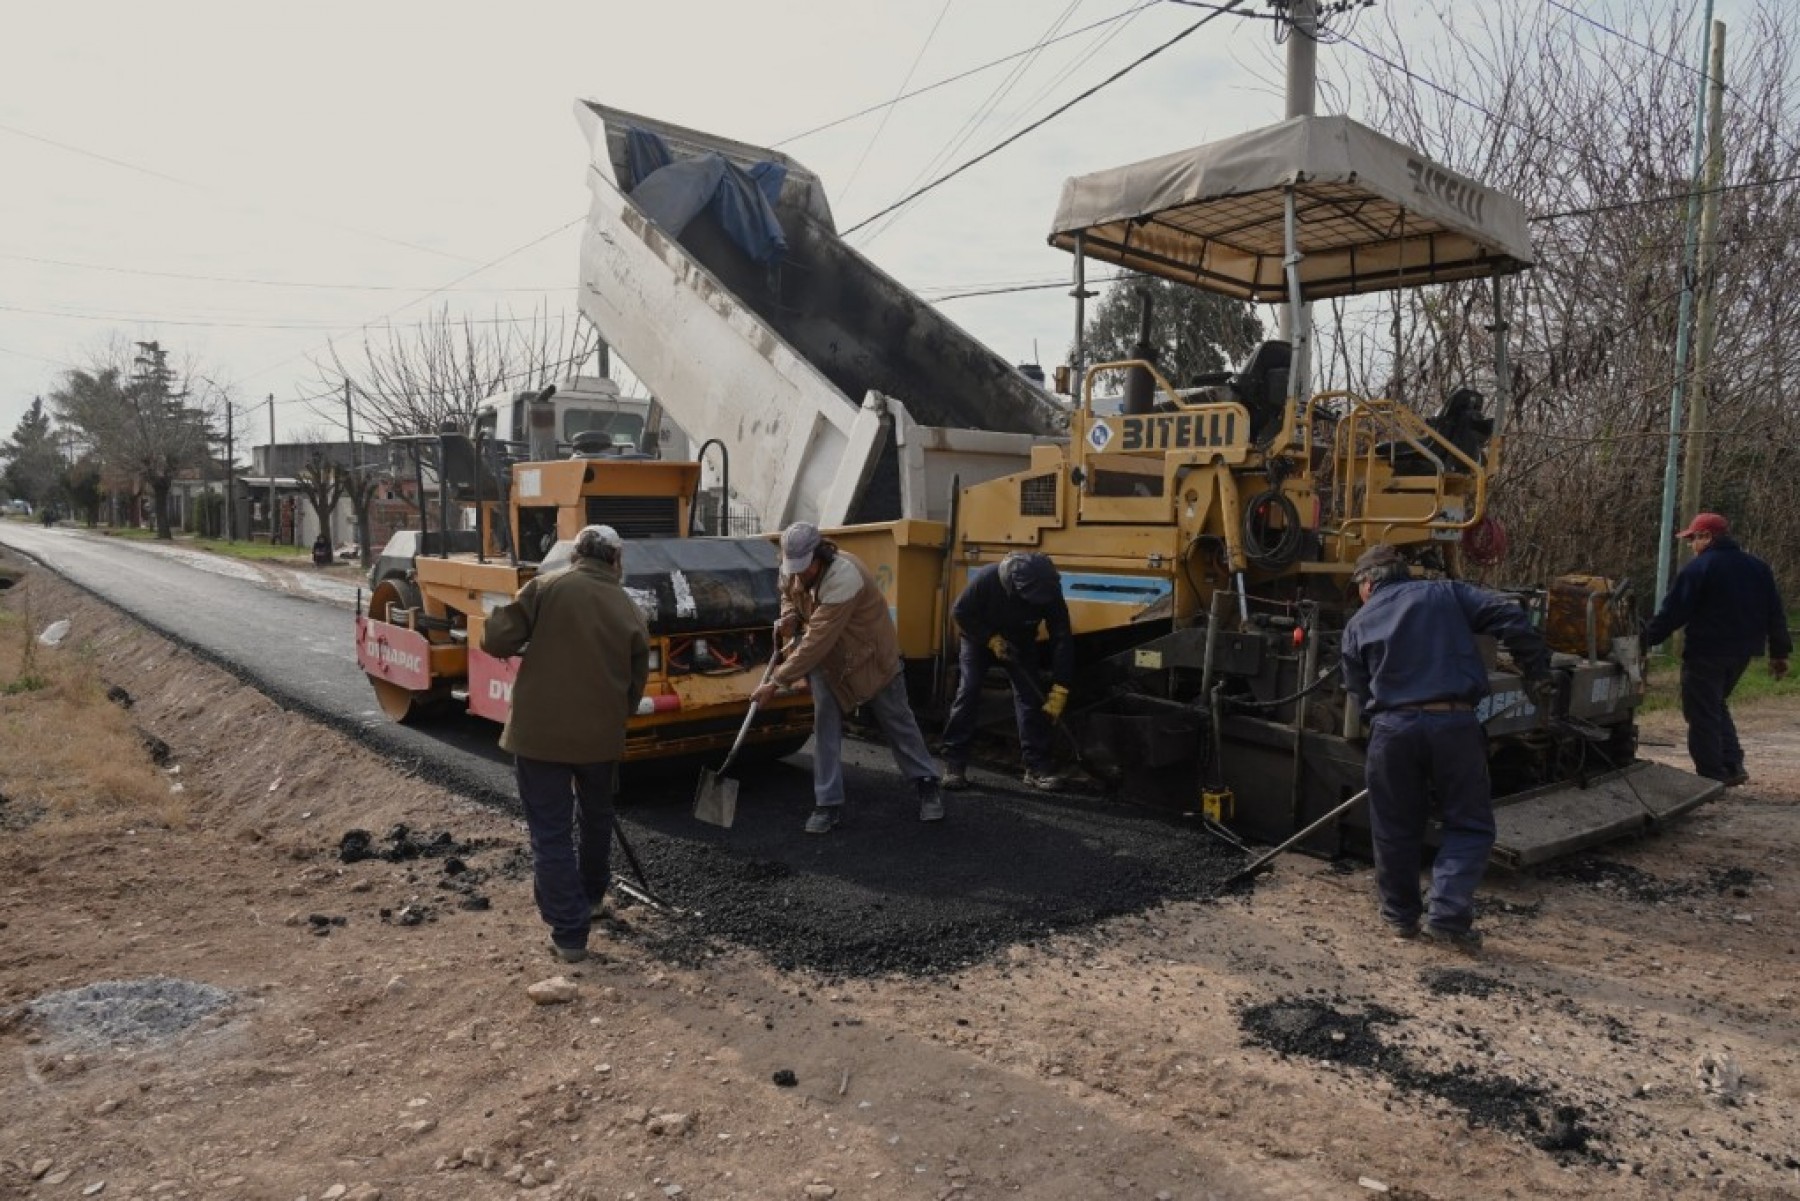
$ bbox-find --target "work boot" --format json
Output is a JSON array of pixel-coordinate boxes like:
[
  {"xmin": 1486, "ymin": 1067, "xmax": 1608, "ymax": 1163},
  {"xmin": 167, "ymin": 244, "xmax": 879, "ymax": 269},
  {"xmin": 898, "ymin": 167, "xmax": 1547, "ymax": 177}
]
[
  {"xmin": 590, "ymin": 895, "xmax": 616, "ymax": 922},
  {"xmin": 917, "ymin": 778, "xmax": 946, "ymax": 822},
  {"xmin": 1422, "ymin": 924, "xmax": 1483, "ymax": 954},
  {"xmin": 1387, "ymin": 921, "xmax": 1420, "ymax": 941},
  {"xmin": 549, "ymin": 941, "xmax": 590, "ymax": 964},
  {"xmin": 1722, "ymin": 770, "xmax": 1749, "ymax": 787},
  {"xmin": 940, "ymin": 764, "xmax": 970, "ymax": 791},
  {"xmin": 1022, "ymin": 768, "xmax": 1066, "ymax": 792},
  {"xmin": 804, "ymin": 806, "xmax": 842, "ymax": 835}
]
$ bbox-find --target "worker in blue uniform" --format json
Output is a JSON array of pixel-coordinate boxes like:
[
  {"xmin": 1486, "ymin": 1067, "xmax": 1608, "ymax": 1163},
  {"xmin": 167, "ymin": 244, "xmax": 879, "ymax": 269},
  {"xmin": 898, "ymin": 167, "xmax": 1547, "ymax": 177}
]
[
  {"xmin": 1642, "ymin": 512, "xmax": 1790, "ymax": 786},
  {"xmin": 1339, "ymin": 543, "xmax": 1553, "ymax": 951},
  {"xmin": 939, "ymin": 552, "xmax": 1076, "ymax": 791}
]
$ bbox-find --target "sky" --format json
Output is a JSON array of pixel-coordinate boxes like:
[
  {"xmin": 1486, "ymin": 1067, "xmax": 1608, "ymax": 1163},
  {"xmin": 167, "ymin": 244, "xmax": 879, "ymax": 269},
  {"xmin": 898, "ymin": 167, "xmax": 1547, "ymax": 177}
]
[{"xmin": 0, "ymin": 0, "xmax": 1754, "ymax": 450}]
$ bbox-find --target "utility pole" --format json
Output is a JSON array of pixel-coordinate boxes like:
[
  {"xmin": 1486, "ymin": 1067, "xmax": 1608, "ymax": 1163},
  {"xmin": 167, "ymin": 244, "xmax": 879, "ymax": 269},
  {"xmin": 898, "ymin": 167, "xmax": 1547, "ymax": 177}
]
[
  {"xmin": 1681, "ymin": 20, "xmax": 1728, "ymax": 532},
  {"xmin": 225, "ymin": 402, "xmax": 236, "ymax": 542},
  {"xmin": 1654, "ymin": 0, "xmax": 1717, "ymax": 612},
  {"xmin": 1278, "ymin": 0, "xmax": 1319, "ymax": 401}
]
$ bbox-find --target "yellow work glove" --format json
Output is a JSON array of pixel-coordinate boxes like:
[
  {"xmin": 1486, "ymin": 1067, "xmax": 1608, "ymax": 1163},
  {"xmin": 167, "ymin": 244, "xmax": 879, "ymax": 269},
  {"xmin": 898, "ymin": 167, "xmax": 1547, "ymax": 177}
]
[
  {"xmin": 986, "ymin": 634, "xmax": 1013, "ymax": 663},
  {"xmin": 1042, "ymin": 683, "xmax": 1070, "ymax": 723}
]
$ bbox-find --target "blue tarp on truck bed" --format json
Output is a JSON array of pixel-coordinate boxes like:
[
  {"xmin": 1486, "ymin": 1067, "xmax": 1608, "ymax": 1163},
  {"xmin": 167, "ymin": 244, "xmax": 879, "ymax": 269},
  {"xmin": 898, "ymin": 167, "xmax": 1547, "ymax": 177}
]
[{"xmin": 627, "ymin": 128, "xmax": 788, "ymax": 266}]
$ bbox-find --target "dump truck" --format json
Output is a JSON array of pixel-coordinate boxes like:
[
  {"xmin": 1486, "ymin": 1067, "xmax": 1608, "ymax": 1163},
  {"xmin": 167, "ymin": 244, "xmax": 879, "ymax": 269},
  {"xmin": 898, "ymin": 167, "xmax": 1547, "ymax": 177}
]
[
  {"xmin": 573, "ymin": 103, "xmax": 1718, "ymax": 864},
  {"xmin": 355, "ymin": 384, "xmax": 813, "ymax": 764}
]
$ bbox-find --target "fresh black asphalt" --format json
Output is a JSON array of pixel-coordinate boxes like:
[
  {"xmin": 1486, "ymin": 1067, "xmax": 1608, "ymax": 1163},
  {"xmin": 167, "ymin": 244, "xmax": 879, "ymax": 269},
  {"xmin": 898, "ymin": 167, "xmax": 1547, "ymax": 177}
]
[{"xmin": 1, "ymin": 525, "xmax": 1238, "ymax": 976}]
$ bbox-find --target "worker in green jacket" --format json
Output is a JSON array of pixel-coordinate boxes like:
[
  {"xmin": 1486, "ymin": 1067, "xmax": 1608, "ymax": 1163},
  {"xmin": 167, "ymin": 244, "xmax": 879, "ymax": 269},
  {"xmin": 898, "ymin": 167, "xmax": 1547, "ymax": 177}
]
[{"xmin": 482, "ymin": 524, "xmax": 649, "ymax": 963}]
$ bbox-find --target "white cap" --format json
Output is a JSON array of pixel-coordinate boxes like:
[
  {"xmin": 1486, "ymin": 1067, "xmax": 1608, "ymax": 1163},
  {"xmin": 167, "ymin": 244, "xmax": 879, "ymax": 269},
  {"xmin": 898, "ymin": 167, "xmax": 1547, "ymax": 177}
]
[
  {"xmin": 574, "ymin": 524, "xmax": 623, "ymax": 561},
  {"xmin": 780, "ymin": 522, "xmax": 822, "ymax": 575}
]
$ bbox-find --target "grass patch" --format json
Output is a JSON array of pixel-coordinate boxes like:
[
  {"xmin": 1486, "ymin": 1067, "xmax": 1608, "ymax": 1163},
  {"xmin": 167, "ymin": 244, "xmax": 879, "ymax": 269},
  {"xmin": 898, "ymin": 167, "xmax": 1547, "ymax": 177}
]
[
  {"xmin": 0, "ymin": 580, "xmax": 185, "ymax": 830},
  {"xmin": 97, "ymin": 527, "xmax": 327, "ymax": 564},
  {"xmin": 1640, "ymin": 656, "xmax": 1797, "ymax": 714}
]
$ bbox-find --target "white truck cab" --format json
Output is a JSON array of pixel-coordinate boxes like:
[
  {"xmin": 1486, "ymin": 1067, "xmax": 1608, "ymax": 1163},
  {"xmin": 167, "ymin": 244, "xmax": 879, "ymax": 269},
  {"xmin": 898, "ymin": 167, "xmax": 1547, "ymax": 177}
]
[{"xmin": 472, "ymin": 376, "xmax": 690, "ymax": 461}]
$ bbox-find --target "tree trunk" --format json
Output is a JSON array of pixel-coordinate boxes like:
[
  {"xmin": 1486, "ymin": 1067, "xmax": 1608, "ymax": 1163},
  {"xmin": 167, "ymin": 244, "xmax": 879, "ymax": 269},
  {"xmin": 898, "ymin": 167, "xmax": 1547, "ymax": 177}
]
[
  {"xmin": 356, "ymin": 506, "xmax": 374, "ymax": 569},
  {"xmin": 152, "ymin": 479, "xmax": 174, "ymax": 540}
]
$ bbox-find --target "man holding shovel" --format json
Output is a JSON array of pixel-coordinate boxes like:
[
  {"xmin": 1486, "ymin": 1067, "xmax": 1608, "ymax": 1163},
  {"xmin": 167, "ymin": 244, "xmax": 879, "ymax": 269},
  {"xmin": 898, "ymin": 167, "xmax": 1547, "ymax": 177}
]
[
  {"xmin": 1339, "ymin": 543, "xmax": 1552, "ymax": 951},
  {"xmin": 482, "ymin": 524, "xmax": 649, "ymax": 963},
  {"xmin": 750, "ymin": 522, "xmax": 944, "ymax": 835}
]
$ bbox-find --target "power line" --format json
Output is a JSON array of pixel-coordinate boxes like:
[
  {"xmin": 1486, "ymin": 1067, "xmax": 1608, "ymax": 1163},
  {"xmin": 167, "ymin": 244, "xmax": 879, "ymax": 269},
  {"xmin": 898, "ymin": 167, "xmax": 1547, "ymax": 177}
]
[
  {"xmin": 239, "ymin": 215, "xmax": 586, "ymax": 384},
  {"xmin": 0, "ymin": 299, "xmax": 588, "ymax": 333},
  {"xmin": 842, "ymin": 0, "xmax": 1249, "ymax": 237},
  {"xmin": 773, "ymin": 0, "xmax": 1167, "ymax": 147},
  {"xmin": 855, "ymin": 0, "xmax": 1088, "ymax": 248},
  {"xmin": 0, "ymin": 343, "xmax": 76, "ymax": 368},
  {"xmin": 0, "ymin": 251, "xmax": 571, "ymax": 293},
  {"xmin": 1544, "ymin": 0, "xmax": 1721, "ymax": 91},
  {"xmin": 1530, "ymin": 172, "xmax": 1800, "ymax": 222},
  {"xmin": 1544, "ymin": 0, "xmax": 1800, "ymax": 161},
  {"xmin": 836, "ymin": 0, "xmax": 958, "ymax": 209},
  {"xmin": 926, "ymin": 275, "xmax": 1130, "ymax": 302},
  {"xmin": 1337, "ymin": 33, "xmax": 1590, "ymax": 159},
  {"xmin": 0, "ymin": 119, "xmax": 477, "ymax": 266}
]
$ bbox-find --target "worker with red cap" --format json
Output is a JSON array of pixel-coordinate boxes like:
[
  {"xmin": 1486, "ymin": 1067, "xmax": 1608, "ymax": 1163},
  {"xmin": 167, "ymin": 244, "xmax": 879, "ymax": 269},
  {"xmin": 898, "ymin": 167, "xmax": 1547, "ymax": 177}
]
[{"xmin": 1643, "ymin": 512, "xmax": 1791, "ymax": 786}]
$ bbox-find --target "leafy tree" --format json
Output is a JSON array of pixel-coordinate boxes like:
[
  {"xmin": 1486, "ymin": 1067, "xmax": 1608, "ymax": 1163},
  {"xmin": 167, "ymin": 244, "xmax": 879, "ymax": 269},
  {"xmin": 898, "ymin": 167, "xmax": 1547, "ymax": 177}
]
[
  {"xmin": 1075, "ymin": 276, "xmax": 1265, "ymax": 388},
  {"xmin": 64, "ymin": 455, "xmax": 102, "ymax": 527},
  {"xmin": 2, "ymin": 397, "xmax": 64, "ymax": 511},
  {"xmin": 51, "ymin": 342, "xmax": 215, "ymax": 540}
]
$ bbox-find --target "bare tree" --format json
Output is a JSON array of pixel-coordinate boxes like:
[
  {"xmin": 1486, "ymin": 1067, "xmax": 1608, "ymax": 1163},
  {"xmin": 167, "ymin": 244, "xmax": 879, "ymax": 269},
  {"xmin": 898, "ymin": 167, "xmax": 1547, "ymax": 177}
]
[
  {"xmin": 308, "ymin": 304, "xmax": 600, "ymax": 443},
  {"xmin": 1324, "ymin": 0, "xmax": 1800, "ymax": 593}
]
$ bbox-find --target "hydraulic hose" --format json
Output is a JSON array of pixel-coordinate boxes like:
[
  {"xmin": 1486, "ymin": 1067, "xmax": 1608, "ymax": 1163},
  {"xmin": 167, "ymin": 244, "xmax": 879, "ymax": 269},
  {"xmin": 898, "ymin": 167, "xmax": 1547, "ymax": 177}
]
[{"xmin": 1242, "ymin": 487, "xmax": 1304, "ymax": 570}]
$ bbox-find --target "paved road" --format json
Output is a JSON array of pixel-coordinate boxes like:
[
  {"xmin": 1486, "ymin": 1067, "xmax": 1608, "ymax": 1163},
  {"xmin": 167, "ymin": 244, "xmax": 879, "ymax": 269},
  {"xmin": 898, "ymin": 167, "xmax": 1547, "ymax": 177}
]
[
  {"xmin": 0, "ymin": 521, "xmax": 1234, "ymax": 976},
  {"xmin": 0, "ymin": 522, "xmax": 519, "ymax": 798}
]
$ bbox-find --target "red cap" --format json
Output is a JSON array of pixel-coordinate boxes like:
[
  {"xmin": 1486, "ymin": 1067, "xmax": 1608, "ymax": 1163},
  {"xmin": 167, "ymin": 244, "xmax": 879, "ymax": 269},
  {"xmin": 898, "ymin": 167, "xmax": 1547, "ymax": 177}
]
[{"xmin": 1675, "ymin": 512, "xmax": 1729, "ymax": 539}]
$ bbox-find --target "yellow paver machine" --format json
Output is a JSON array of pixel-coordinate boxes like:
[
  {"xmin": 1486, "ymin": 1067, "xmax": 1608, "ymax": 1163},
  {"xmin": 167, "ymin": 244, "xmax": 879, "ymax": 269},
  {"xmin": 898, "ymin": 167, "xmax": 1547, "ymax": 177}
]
[{"xmin": 832, "ymin": 115, "xmax": 1717, "ymax": 864}]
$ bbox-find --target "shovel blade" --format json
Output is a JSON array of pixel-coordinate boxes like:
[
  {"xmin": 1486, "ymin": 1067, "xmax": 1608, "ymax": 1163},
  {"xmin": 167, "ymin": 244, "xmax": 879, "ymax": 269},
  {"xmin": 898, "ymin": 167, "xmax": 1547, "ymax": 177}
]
[{"xmin": 692, "ymin": 768, "xmax": 739, "ymax": 828}]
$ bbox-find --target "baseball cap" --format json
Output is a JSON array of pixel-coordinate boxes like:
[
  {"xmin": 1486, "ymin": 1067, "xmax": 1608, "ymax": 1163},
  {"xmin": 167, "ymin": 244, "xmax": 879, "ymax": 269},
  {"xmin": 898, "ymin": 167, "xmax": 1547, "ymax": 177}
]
[
  {"xmin": 1675, "ymin": 512, "xmax": 1728, "ymax": 539},
  {"xmin": 574, "ymin": 524, "xmax": 623, "ymax": 559},
  {"xmin": 1351, "ymin": 543, "xmax": 1403, "ymax": 579},
  {"xmin": 780, "ymin": 522, "xmax": 822, "ymax": 574}
]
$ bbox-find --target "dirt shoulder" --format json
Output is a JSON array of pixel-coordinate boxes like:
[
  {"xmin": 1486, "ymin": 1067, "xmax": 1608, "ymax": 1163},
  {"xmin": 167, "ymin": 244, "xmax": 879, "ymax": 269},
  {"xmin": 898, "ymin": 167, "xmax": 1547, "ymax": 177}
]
[{"xmin": 2, "ymin": 559, "xmax": 1797, "ymax": 1201}]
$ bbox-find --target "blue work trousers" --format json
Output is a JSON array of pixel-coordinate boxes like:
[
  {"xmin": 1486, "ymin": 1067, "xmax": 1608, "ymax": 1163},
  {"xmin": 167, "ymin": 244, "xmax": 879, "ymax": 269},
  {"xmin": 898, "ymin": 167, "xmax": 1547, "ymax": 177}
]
[
  {"xmin": 515, "ymin": 756, "xmax": 616, "ymax": 951},
  {"xmin": 810, "ymin": 669, "xmax": 939, "ymax": 808},
  {"xmin": 940, "ymin": 636, "xmax": 1054, "ymax": 773},
  {"xmin": 1364, "ymin": 710, "xmax": 1493, "ymax": 935},
  {"xmin": 1680, "ymin": 654, "xmax": 1749, "ymax": 781}
]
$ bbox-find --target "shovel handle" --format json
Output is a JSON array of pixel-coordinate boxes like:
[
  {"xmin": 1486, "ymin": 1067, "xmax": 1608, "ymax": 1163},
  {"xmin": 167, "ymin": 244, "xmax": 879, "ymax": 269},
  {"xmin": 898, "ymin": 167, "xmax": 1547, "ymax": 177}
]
[
  {"xmin": 714, "ymin": 623, "xmax": 788, "ymax": 776},
  {"xmin": 1226, "ymin": 788, "xmax": 1369, "ymax": 885}
]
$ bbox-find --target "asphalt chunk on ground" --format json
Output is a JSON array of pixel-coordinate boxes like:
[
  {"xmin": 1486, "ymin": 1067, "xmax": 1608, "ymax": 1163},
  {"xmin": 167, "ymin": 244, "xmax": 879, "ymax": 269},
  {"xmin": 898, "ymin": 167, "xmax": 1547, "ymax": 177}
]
[
  {"xmin": 1238, "ymin": 995, "xmax": 1604, "ymax": 1159},
  {"xmin": 1534, "ymin": 855, "xmax": 1764, "ymax": 905},
  {"xmin": 613, "ymin": 755, "xmax": 1241, "ymax": 977}
]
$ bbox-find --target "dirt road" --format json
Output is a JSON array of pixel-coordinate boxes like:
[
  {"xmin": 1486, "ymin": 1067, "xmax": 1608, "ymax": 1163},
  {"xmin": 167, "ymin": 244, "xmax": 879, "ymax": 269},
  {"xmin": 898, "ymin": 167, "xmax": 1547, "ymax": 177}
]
[{"xmin": 3, "ymin": 562, "xmax": 1797, "ymax": 1200}]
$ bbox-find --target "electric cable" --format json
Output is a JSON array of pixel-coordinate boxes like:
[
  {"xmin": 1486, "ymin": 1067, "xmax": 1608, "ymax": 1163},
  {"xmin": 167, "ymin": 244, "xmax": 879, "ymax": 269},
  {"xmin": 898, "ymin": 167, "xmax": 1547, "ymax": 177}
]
[
  {"xmin": 842, "ymin": 0, "xmax": 1248, "ymax": 238},
  {"xmin": 1225, "ymin": 662, "xmax": 1343, "ymax": 711},
  {"xmin": 855, "ymin": 0, "xmax": 1086, "ymax": 248},
  {"xmin": 836, "ymin": 0, "xmax": 958, "ymax": 210},
  {"xmin": 772, "ymin": 0, "xmax": 1167, "ymax": 147}
]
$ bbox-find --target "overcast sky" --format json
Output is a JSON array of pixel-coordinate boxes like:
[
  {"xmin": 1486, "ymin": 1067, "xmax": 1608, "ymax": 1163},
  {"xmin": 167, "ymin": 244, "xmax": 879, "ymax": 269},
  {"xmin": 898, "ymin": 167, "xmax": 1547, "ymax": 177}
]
[{"xmin": 0, "ymin": 0, "xmax": 1748, "ymax": 449}]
